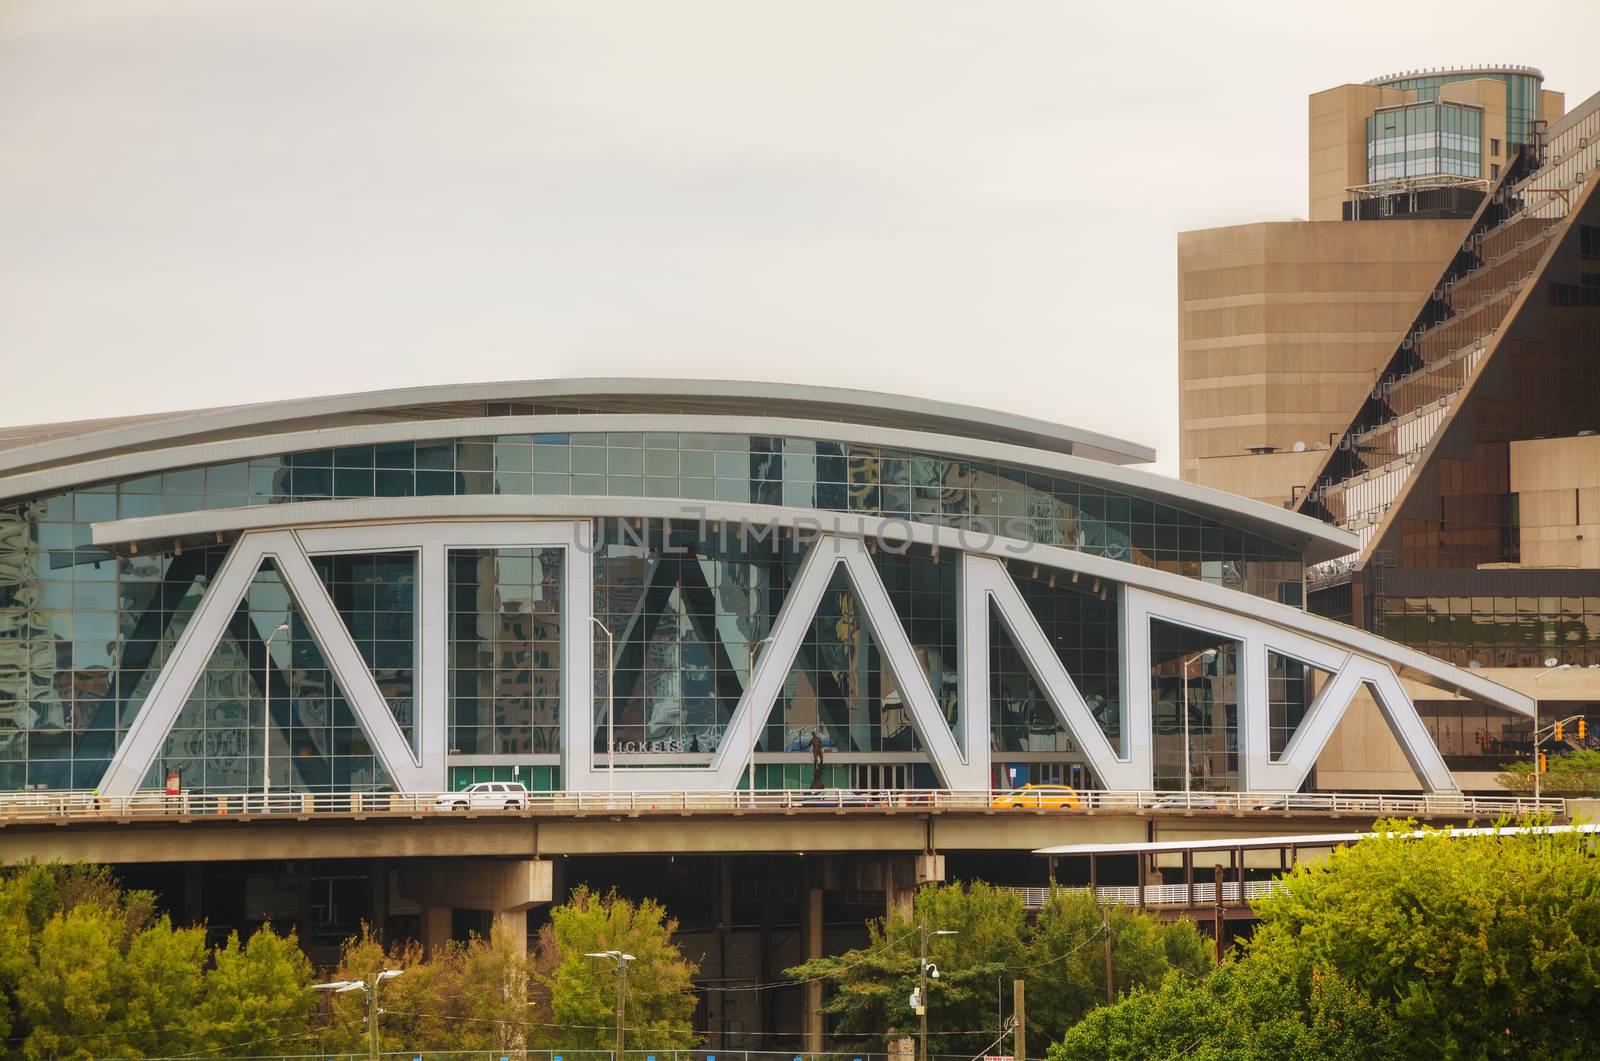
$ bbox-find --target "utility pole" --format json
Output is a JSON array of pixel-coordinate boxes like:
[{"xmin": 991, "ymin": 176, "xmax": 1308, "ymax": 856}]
[
  {"xmin": 915, "ymin": 922, "xmax": 955, "ymax": 1061},
  {"xmin": 312, "ymin": 969, "xmax": 402, "ymax": 1061},
  {"xmin": 367, "ymin": 982, "xmax": 379, "ymax": 1061},
  {"xmin": 615, "ymin": 954, "xmax": 628, "ymax": 1060},
  {"xmin": 1103, "ymin": 909, "xmax": 1114, "ymax": 1004},
  {"xmin": 1012, "ymin": 979, "xmax": 1026, "ymax": 1061},
  {"xmin": 919, "ymin": 922, "xmax": 929, "ymax": 1061},
  {"xmin": 585, "ymin": 950, "xmax": 636, "ymax": 1061},
  {"xmin": 1212, "ymin": 865, "xmax": 1225, "ymax": 964}
]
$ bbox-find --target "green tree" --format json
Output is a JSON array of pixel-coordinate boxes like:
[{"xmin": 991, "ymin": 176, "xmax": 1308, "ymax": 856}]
[
  {"xmin": 1027, "ymin": 887, "xmax": 1209, "ymax": 1044},
  {"xmin": 1050, "ymin": 960, "xmax": 1403, "ymax": 1061},
  {"xmin": 787, "ymin": 881, "xmax": 1029, "ymax": 1056},
  {"xmin": 533, "ymin": 885, "xmax": 699, "ymax": 1049},
  {"xmin": 323, "ymin": 929, "xmax": 477, "ymax": 1054},
  {"xmin": 121, "ymin": 916, "xmax": 209, "ymax": 1057},
  {"xmin": 0, "ymin": 871, "xmax": 39, "ymax": 1044},
  {"xmin": 199, "ymin": 925, "xmax": 317, "ymax": 1057},
  {"xmin": 16, "ymin": 904, "xmax": 128, "ymax": 1061},
  {"xmin": 790, "ymin": 882, "xmax": 1210, "ymax": 1055},
  {"xmin": 1499, "ymin": 747, "xmax": 1600, "ymax": 794},
  {"xmin": 462, "ymin": 923, "xmax": 533, "ymax": 1053},
  {"xmin": 324, "ymin": 924, "xmax": 532, "ymax": 1054},
  {"xmin": 1052, "ymin": 822, "xmax": 1600, "ymax": 1059}
]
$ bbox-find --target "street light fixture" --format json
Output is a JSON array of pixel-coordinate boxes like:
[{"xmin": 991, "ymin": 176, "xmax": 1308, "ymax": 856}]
[
  {"xmin": 585, "ymin": 950, "xmax": 636, "ymax": 1059},
  {"xmin": 915, "ymin": 924, "xmax": 958, "ymax": 1061},
  {"xmin": 1533, "ymin": 660, "xmax": 1575, "ymax": 802},
  {"xmin": 1180, "ymin": 648, "xmax": 1218, "ymax": 797},
  {"xmin": 591, "ymin": 617, "xmax": 616, "ymax": 795},
  {"xmin": 262, "ymin": 621, "xmax": 289, "ymax": 808},
  {"xmin": 313, "ymin": 969, "xmax": 403, "ymax": 1061}
]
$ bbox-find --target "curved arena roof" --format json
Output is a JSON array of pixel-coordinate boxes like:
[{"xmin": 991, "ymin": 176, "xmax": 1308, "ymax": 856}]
[
  {"xmin": 0, "ymin": 377, "xmax": 1356, "ymax": 563},
  {"xmin": 0, "ymin": 378, "xmax": 1154, "ymax": 473}
]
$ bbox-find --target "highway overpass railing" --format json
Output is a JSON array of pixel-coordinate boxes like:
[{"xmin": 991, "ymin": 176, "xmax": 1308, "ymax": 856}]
[{"xmin": 0, "ymin": 788, "xmax": 1565, "ymax": 825}]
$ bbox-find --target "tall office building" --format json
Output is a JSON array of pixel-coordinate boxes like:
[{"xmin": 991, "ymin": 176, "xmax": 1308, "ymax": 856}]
[{"xmin": 1179, "ymin": 68, "xmax": 1600, "ymax": 783}]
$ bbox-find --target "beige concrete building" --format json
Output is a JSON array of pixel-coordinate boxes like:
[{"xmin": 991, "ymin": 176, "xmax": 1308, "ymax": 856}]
[
  {"xmin": 1178, "ymin": 218, "xmax": 1469, "ymax": 505},
  {"xmin": 1309, "ymin": 66, "xmax": 1565, "ymax": 223},
  {"xmin": 1180, "ymin": 68, "xmax": 1600, "ymax": 793},
  {"xmin": 1508, "ymin": 435, "xmax": 1600, "ymax": 570}
]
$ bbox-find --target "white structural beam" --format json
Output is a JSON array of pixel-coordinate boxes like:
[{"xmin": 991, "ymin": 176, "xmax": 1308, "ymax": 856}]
[
  {"xmin": 98, "ymin": 516, "xmax": 1476, "ymax": 796},
  {"xmin": 963, "ymin": 555, "xmax": 1136, "ymax": 788},
  {"xmin": 86, "ymin": 495, "xmax": 1520, "ymax": 714},
  {"xmin": 1124, "ymin": 587, "xmax": 1455, "ymax": 793},
  {"xmin": 99, "ymin": 530, "xmax": 430, "ymax": 796}
]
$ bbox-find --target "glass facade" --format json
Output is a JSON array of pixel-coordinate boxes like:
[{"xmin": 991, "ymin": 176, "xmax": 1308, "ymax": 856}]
[
  {"xmin": 990, "ymin": 562, "xmax": 1121, "ymax": 758},
  {"xmin": 1379, "ymin": 594, "xmax": 1600, "ymax": 668},
  {"xmin": 1367, "ymin": 102, "xmax": 1483, "ymax": 182},
  {"xmin": 1, "ymin": 430, "xmax": 1304, "ymax": 604},
  {"xmin": 448, "ymin": 548, "xmax": 563, "ymax": 757},
  {"xmin": 1150, "ymin": 621, "xmax": 1239, "ymax": 792},
  {"xmin": 310, "ymin": 552, "xmax": 416, "ymax": 748},
  {"xmin": 592, "ymin": 522, "xmax": 780, "ymax": 760},
  {"xmin": 161, "ymin": 559, "xmax": 391, "ymax": 793},
  {"xmin": 1372, "ymin": 70, "xmax": 1544, "ymax": 146},
  {"xmin": 1267, "ymin": 651, "xmax": 1325, "ymax": 759},
  {"xmin": 0, "ymin": 424, "xmax": 1328, "ymax": 792}
]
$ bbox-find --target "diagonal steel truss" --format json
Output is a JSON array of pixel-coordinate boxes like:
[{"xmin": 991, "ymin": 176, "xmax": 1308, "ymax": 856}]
[{"xmin": 99, "ymin": 522, "xmax": 1458, "ymax": 795}]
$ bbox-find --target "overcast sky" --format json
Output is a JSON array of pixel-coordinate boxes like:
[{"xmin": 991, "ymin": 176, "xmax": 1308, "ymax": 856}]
[{"xmin": 1, "ymin": 1, "xmax": 1594, "ymax": 472}]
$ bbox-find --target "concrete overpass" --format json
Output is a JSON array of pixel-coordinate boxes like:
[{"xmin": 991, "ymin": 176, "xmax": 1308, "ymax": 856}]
[{"xmin": 0, "ymin": 788, "xmax": 1559, "ymax": 864}]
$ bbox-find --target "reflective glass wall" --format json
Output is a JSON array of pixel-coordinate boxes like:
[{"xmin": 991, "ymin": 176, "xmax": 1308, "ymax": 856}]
[
  {"xmin": 158, "ymin": 559, "xmax": 392, "ymax": 793},
  {"xmin": 1367, "ymin": 102, "xmax": 1483, "ymax": 181},
  {"xmin": 1149, "ymin": 621, "xmax": 1240, "ymax": 792},
  {"xmin": 5, "ymin": 430, "xmax": 1305, "ymax": 604},
  {"xmin": 448, "ymin": 548, "xmax": 563, "ymax": 758},
  {"xmin": 1373, "ymin": 70, "xmax": 1544, "ymax": 145}
]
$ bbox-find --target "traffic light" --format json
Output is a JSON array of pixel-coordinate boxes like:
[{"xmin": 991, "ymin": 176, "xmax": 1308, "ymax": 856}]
[
  {"xmin": 1539, "ymin": 752, "xmax": 1548, "ymax": 774},
  {"xmin": 1580, "ymin": 719, "xmax": 1589, "ymax": 741},
  {"xmin": 1555, "ymin": 722, "xmax": 1564, "ymax": 741}
]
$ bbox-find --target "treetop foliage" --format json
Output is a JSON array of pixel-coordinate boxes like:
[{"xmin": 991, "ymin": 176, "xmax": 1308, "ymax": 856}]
[
  {"xmin": 1052, "ymin": 819, "xmax": 1600, "ymax": 1060},
  {"xmin": 787, "ymin": 880, "xmax": 1209, "ymax": 1056},
  {"xmin": 0, "ymin": 863, "xmax": 313, "ymax": 1059}
]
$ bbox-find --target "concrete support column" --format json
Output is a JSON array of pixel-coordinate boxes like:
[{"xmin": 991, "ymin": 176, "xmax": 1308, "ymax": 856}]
[
  {"xmin": 885, "ymin": 853, "xmax": 945, "ymax": 922},
  {"xmin": 401, "ymin": 858, "xmax": 553, "ymax": 957},
  {"xmin": 368, "ymin": 859, "xmax": 388, "ymax": 939},
  {"xmin": 421, "ymin": 905, "xmax": 453, "ymax": 957},
  {"xmin": 803, "ymin": 883, "xmax": 824, "ymax": 1051},
  {"xmin": 494, "ymin": 908, "xmax": 529, "ymax": 953}
]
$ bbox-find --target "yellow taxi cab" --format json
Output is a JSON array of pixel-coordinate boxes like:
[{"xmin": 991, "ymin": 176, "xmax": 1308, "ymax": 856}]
[{"xmin": 990, "ymin": 783, "xmax": 1083, "ymax": 810}]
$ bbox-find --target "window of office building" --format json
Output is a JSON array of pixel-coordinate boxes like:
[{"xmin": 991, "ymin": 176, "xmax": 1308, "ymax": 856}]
[{"xmin": 1368, "ymin": 102, "xmax": 1482, "ymax": 182}]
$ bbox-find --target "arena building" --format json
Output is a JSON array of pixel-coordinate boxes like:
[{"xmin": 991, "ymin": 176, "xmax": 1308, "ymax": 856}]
[{"xmin": 0, "ymin": 379, "xmax": 1532, "ymax": 799}]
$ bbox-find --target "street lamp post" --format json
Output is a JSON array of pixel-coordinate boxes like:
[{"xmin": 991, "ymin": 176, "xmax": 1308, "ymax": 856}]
[
  {"xmin": 1180, "ymin": 649, "xmax": 1217, "ymax": 797},
  {"xmin": 313, "ymin": 969, "xmax": 402, "ymax": 1061},
  {"xmin": 262, "ymin": 621, "xmax": 289, "ymax": 808},
  {"xmin": 591, "ymin": 617, "xmax": 616, "ymax": 795},
  {"xmin": 915, "ymin": 923, "xmax": 957, "ymax": 1061},
  {"xmin": 748, "ymin": 635, "xmax": 776, "ymax": 805},
  {"xmin": 585, "ymin": 949, "xmax": 636, "ymax": 1060},
  {"xmin": 1533, "ymin": 659, "xmax": 1574, "ymax": 802}
]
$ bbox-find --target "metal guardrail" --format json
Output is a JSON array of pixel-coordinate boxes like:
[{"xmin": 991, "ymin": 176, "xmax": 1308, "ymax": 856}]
[
  {"xmin": 1006, "ymin": 880, "xmax": 1288, "ymax": 910},
  {"xmin": 145, "ymin": 1053, "xmax": 963, "ymax": 1061},
  {"xmin": 0, "ymin": 788, "xmax": 1564, "ymax": 825}
]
